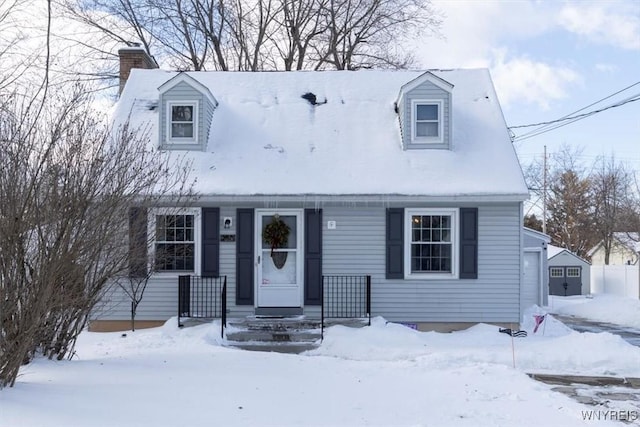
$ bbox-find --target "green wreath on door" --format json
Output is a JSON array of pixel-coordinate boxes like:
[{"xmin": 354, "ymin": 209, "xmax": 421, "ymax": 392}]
[{"xmin": 263, "ymin": 215, "xmax": 291, "ymax": 269}]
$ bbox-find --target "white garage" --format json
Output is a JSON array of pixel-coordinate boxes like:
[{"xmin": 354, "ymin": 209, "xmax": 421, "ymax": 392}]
[{"xmin": 523, "ymin": 228, "xmax": 550, "ymax": 309}]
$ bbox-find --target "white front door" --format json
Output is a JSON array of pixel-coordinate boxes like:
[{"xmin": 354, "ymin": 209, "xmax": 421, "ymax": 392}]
[{"xmin": 256, "ymin": 210, "xmax": 303, "ymax": 308}]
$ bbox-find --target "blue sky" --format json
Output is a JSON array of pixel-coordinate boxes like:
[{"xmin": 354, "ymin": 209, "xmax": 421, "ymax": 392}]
[{"xmin": 412, "ymin": 0, "xmax": 640, "ymax": 172}]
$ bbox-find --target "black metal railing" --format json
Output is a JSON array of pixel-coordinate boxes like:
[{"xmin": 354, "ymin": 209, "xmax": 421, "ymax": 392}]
[
  {"xmin": 321, "ymin": 275, "xmax": 371, "ymax": 339},
  {"xmin": 178, "ymin": 275, "xmax": 227, "ymax": 331},
  {"xmin": 221, "ymin": 279, "xmax": 227, "ymax": 339}
]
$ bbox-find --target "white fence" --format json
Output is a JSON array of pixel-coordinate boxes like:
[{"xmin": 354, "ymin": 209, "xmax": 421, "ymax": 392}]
[{"xmin": 591, "ymin": 265, "xmax": 639, "ymax": 299}]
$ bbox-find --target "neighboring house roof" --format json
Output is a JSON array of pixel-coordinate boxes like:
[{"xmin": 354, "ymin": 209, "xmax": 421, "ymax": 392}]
[
  {"xmin": 587, "ymin": 232, "xmax": 640, "ymax": 257},
  {"xmin": 523, "ymin": 227, "xmax": 551, "ymax": 243},
  {"xmin": 547, "ymin": 244, "xmax": 590, "ymax": 264},
  {"xmin": 114, "ymin": 69, "xmax": 529, "ymax": 198}
]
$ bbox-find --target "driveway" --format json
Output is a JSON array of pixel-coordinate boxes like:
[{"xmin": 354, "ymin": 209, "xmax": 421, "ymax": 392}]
[
  {"xmin": 553, "ymin": 314, "xmax": 640, "ymax": 347},
  {"xmin": 533, "ymin": 314, "xmax": 640, "ymax": 421}
]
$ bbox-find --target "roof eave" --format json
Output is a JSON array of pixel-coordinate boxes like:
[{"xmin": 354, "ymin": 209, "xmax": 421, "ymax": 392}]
[
  {"xmin": 396, "ymin": 70, "xmax": 454, "ymax": 103},
  {"xmin": 158, "ymin": 72, "xmax": 218, "ymax": 106}
]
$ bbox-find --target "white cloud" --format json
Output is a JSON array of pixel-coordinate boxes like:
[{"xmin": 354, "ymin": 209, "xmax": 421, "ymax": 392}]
[
  {"xmin": 595, "ymin": 63, "xmax": 618, "ymax": 73},
  {"xmin": 412, "ymin": 0, "xmax": 557, "ymax": 69},
  {"xmin": 559, "ymin": 2, "xmax": 640, "ymax": 50},
  {"xmin": 490, "ymin": 50, "xmax": 582, "ymax": 110}
]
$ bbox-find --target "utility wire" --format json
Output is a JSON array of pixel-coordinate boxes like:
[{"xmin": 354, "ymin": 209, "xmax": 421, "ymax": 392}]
[
  {"xmin": 511, "ymin": 94, "xmax": 640, "ymax": 129},
  {"xmin": 511, "ymin": 93, "xmax": 640, "ymax": 142},
  {"xmin": 509, "ymin": 80, "xmax": 640, "ymax": 142}
]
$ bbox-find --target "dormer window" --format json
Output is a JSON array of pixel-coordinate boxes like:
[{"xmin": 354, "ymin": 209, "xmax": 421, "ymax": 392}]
[
  {"xmin": 167, "ymin": 101, "xmax": 198, "ymax": 143},
  {"xmin": 412, "ymin": 100, "xmax": 443, "ymax": 143}
]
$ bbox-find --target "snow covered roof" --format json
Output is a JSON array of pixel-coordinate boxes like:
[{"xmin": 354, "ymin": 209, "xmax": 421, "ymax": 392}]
[
  {"xmin": 114, "ymin": 69, "xmax": 529, "ymax": 198},
  {"xmin": 523, "ymin": 227, "xmax": 550, "ymax": 243},
  {"xmin": 547, "ymin": 244, "xmax": 590, "ymax": 264},
  {"xmin": 614, "ymin": 232, "xmax": 640, "ymax": 250},
  {"xmin": 587, "ymin": 232, "xmax": 640, "ymax": 256},
  {"xmin": 547, "ymin": 245, "xmax": 565, "ymax": 259}
]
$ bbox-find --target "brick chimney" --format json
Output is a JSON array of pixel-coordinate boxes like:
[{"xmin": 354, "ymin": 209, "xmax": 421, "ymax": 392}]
[{"xmin": 118, "ymin": 44, "xmax": 158, "ymax": 95}]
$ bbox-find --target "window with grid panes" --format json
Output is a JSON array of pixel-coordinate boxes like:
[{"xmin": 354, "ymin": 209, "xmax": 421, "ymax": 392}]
[
  {"xmin": 409, "ymin": 213, "xmax": 453, "ymax": 273},
  {"xmin": 154, "ymin": 214, "xmax": 195, "ymax": 272}
]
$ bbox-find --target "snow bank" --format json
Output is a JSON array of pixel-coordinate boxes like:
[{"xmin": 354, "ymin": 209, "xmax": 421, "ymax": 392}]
[
  {"xmin": 6, "ymin": 310, "xmax": 637, "ymax": 427},
  {"xmin": 310, "ymin": 314, "xmax": 640, "ymax": 378},
  {"xmin": 551, "ymin": 294, "xmax": 640, "ymax": 329}
]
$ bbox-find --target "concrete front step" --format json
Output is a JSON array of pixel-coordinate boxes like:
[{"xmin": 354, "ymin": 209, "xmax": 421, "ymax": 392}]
[
  {"xmin": 225, "ymin": 329, "xmax": 321, "ymax": 343},
  {"xmin": 226, "ymin": 316, "xmax": 322, "ymax": 344},
  {"xmin": 227, "ymin": 316, "xmax": 322, "ymax": 332},
  {"xmin": 225, "ymin": 341, "xmax": 320, "ymax": 354},
  {"xmin": 224, "ymin": 316, "xmax": 322, "ymax": 350},
  {"xmin": 221, "ymin": 316, "xmax": 369, "ymax": 353}
]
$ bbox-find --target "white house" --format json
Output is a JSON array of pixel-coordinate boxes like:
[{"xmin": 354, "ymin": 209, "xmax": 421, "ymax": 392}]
[{"xmin": 588, "ymin": 232, "xmax": 639, "ymax": 266}]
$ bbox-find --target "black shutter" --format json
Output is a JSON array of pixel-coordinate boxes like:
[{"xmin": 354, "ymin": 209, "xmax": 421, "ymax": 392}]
[
  {"xmin": 459, "ymin": 208, "xmax": 478, "ymax": 279},
  {"xmin": 386, "ymin": 208, "xmax": 404, "ymax": 279},
  {"xmin": 236, "ymin": 208, "xmax": 254, "ymax": 305},
  {"xmin": 304, "ymin": 209, "xmax": 322, "ymax": 305},
  {"xmin": 201, "ymin": 208, "xmax": 220, "ymax": 277},
  {"xmin": 129, "ymin": 207, "xmax": 148, "ymax": 278}
]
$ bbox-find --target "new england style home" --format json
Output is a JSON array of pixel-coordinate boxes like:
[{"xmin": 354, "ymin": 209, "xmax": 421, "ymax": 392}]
[{"xmin": 90, "ymin": 46, "xmax": 535, "ymax": 332}]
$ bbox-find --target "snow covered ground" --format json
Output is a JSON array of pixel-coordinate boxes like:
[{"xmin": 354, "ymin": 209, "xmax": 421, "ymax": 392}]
[
  {"xmin": 3, "ymin": 297, "xmax": 640, "ymax": 427},
  {"xmin": 550, "ymin": 294, "xmax": 640, "ymax": 329}
]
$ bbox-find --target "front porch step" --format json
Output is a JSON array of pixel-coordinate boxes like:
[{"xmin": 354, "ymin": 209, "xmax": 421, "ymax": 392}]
[
  {"xmin": 224, "ymin": 316, "xmax": 322, "ymax": 351},
  {"xmin": 225, "ymin": 329, "xmax": 321, "ymax": 343},
  {"xmin": 227, "ymin": 316, "xmax": 322, "ymax": 332}
]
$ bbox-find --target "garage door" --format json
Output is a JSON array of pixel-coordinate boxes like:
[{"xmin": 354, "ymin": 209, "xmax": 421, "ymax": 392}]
[{"xmin": 523, "ymin": 251, "xmax": 541, "ymax": 308}]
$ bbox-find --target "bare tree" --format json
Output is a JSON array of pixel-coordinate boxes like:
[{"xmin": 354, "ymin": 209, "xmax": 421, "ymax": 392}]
[
  {"xmin": 591, "ymin": 155, "xmax": 633, "ymax": 264},
  {"xmin": 0, "ymin": 86, "xmax": 194, "ymax": 387},
  {"xmin": 522, "ymin": 145, "xmax": 640, "ymax": 262},
  {"xmin": 225, "ymin": 0, "xmax": 282, "ymax": 71},
  {"xmin": 64, "ymin": 0, "xmax": 442, "ymax": 75},
  {"xmin": 523, "ymin": 146, "xmax": 595, "ymax": 255},
  {"xmin": 109, "ymin": 206, "xmax": 198, "ymax": 332},
  {"xmin": 274, "ymin": 0, "xmax": 327, "ymax": 70},
  {"xmin": 317, "ymin": 0, "xmax": 439, "ymax": 70}
]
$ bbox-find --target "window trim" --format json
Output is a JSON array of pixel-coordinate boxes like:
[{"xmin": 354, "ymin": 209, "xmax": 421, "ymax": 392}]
[
  {"xmin": 566, "ymin": 267, "xmax": 581, "ymax": 277},
  {"xmin": 550, "ymin": 267, "xmax": 564, "ymax": 278},
  {"xmin": 411, "ymin": 99, "xmax": 443, "ymax": 144},
  {"xmin": 149, "ymin": 207, "xmax": 201, "ymax": 276},
  {"xmin": 404, "ymin": 208, "xmax": 458, "ymax": 279},
  {"xmin": 166, "ymin": 100, "xmax": 199, "ymax": 144}
]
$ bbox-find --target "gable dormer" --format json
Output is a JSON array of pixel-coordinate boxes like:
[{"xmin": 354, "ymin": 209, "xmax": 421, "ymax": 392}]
[
  {"xmin": 396, "ymin": 71, "xmax": 453, "ymax": 150},
  {"xmin": 158, "ymin": 73, "xmax": 218, "ymax": 150}
]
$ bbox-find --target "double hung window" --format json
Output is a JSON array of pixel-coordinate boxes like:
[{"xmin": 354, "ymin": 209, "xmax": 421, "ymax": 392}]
[
  {"xmin": 154, "ymin": 213, "xmax": 196, "ymax": 272},
  {"xmin": 405, "ymin": 208, "xmax": 457, "ymax": 278},
  {"xmin": 412, "ymin": 100, "xmax": 443, "ymax": 143},
  {"xmin": 167, "ymin": 102, "xmax": 198, "ymax": 143}
]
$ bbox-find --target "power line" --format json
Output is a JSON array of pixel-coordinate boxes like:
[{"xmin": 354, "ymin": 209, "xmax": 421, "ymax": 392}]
[
  {"xmin": 510, "ymin": 94, "xmax": 640, "ymax": 129},
  {"xmin": 508, "ymin": 79, "xmax": 640, "ymax": 142},
  {"xmin": 511, "ymin": 93, "xmax": 640, "ymax": 142}
]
